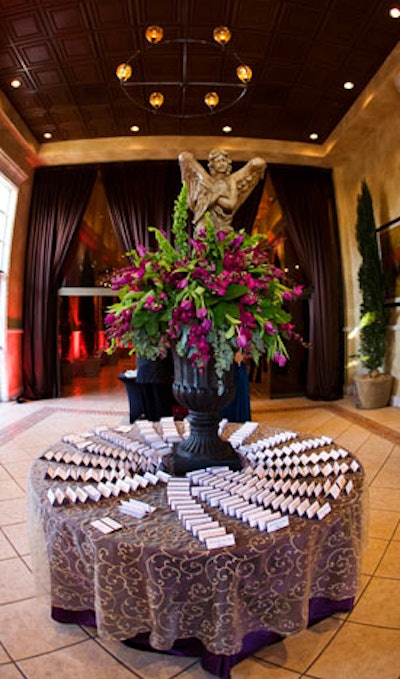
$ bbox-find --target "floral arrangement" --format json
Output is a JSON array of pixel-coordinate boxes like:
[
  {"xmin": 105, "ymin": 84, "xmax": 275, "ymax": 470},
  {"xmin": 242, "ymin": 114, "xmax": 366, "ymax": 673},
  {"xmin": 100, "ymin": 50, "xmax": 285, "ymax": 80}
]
[{"xmin": 105, "ymin": 184, "xmax": 304, "ymax": 388}]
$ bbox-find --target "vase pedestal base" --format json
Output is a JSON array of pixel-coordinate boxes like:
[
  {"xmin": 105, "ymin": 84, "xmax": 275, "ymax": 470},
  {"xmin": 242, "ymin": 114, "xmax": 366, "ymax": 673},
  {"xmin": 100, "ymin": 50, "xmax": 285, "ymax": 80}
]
[
  {"xmin": 165, "ymin": 440, "xmax": 242, "ymax": 476},
  {"xmin": 162, "ymin": 410, "xmax": 242, "ymax": 476}
]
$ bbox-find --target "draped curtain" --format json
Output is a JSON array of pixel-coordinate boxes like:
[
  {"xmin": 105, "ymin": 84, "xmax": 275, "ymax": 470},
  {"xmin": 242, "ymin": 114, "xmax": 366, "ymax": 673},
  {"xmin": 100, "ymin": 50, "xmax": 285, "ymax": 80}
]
[
  {"xmin": 21, "ymin": 165, "xmax": 96, "ymax": 400},
  {"xmin": 101, "ymin": 161, "xmax": 182, "ymax": 254},
  {"xmin": 268, "ymin": 165, "xmax": 344, "ymax": 400}
]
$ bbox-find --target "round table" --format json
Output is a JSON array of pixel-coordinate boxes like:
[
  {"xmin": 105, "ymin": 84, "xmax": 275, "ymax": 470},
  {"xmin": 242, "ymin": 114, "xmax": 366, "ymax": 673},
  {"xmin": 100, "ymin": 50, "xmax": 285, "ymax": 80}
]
[{"xmin": 28, "ymin": 423, "xmax": 364, "ymax": 678}]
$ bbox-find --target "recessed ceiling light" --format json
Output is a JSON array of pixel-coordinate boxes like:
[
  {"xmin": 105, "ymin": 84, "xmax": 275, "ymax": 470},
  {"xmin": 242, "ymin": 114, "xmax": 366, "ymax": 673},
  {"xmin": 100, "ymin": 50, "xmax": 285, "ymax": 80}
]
[
  {"xmin": 10, "ymin": 79, "xmax": 21, "ymax": 88},
  {"xmin": 130, "ymin": 125, "xmax": 140, "ymax": 133},
  {"xmin": 222, "ymin": 125, "xmax": 232, "ymax": 133},
  {"xmin": 43, "ymin": 132, "xmax": 53, "ymax": 139},
  {"xmin": 343, "ymin": 81, "xmax": 355, "ymax": 90},
  {"xmin": 309, "ymin": 132, "xmax": 319, "ymax": 141},
  {"xmin": 389, "ymin": 7, "xmax": 400, "ymax": 18}
]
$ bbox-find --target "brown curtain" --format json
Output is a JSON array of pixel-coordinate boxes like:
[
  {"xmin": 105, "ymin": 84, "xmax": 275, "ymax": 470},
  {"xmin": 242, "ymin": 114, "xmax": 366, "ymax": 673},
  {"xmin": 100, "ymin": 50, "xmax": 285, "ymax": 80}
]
[
  {"xmin": 21, "ymin": 165, "xmax": 96, "ymax": 400},
  {"xmin": 101, "ymin": 161, "xmax": 182, "ymax": 253},
  {"xmin": 268, "ymin": 165, "xmax": 344, "ymax": 400}
]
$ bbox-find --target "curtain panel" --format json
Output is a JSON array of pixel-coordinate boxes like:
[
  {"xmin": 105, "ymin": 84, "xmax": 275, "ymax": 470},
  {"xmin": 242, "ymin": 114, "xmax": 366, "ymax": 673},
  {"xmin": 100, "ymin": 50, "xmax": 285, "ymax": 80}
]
[
  {"xmin": 21, "ymin": 165, "xmax": 96, "ymax": 400},
  {"xmin": 101, "ymin": 161, "xmax": 182, "ymax": 254},
  {"xmin": 268, "ymin": 165, "xmax": 344, "ymax": 400}
]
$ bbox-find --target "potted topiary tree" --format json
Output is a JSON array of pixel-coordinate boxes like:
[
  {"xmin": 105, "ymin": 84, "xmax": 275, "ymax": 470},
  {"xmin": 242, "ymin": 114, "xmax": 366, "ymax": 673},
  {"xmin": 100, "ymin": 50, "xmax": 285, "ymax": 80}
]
[{"xmin": 353, "ymin": 180, "xmax": 393, "ymax": 409}]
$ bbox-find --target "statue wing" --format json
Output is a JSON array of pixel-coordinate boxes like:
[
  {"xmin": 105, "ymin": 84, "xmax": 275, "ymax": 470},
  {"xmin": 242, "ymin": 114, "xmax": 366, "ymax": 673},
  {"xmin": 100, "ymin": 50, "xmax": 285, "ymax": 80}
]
[
  {"xmin": 231, "ymin": 157, "xmax": 266, "ymax": 210},
  {"xmin": 179, "ymin": 152, "xmax": 214, "ymax": 223}
]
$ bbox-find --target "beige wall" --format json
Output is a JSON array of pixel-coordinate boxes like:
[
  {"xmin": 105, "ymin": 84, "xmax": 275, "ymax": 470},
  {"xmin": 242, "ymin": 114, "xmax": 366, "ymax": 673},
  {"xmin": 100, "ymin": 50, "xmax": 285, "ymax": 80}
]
[{"xmin": 331, "ymin": 44, "xmax": 400, "ymax": 403}]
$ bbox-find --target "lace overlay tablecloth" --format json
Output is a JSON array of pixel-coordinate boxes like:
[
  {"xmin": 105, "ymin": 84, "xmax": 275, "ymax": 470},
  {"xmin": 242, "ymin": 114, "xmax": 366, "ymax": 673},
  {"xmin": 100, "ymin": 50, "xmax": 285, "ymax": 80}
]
[{"xmin": 28, "ymin": 424, "xmax": 364, "ymax": 656}]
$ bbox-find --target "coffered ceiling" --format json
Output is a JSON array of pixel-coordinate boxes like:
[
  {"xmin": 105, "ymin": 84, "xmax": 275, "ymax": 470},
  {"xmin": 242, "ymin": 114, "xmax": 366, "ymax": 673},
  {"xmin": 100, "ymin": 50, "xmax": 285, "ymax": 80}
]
[{"xmin": 0, "ymin": 0, "xmax": 398, "ymax": 145}]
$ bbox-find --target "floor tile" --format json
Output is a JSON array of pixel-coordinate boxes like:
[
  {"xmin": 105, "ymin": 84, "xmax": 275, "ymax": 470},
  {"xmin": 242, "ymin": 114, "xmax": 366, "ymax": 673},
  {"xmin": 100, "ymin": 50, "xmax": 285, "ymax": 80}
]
[
  {"xmin": 0, "ymin": 644, "xmax": 12, "ymax": 663},
  {"xmin": 0, "ymin": 530, "xmax": 18, "ymax": 559},
  {"xmin": 368, "ymin": 508, "xmax": 400, "ymax": 539},
  {"xmin": 307, "ymin": 622, "xmax": 400, "ymax": 679},
  {"xmin": 97, "ymin": 637, "xmax": 198, "ymax": 678},
  {"xmin": 0, "ymin": 664, "xmax": 25, "ymax": 678},
  {"xmin": 254, "ymin": 617, "xmax": 343, "ymax": 672},
  {"xmin": 231, "ymin": 658, "xmax": 301, "ymax": 678},
  {"xmin": 375, "ymin": 541, "xmax": 400, "ymax": 579},
  {"xmin": 17, "ymin": 639, "xmax": 149, "ymax": 679},
  {"xmin": 0, "ymin": 478, "xmax": 25, "ymax": 501},
  {"xmin": 0, "ymin": 498, "xmax": 27, "ymax": 527},
  {"xmin": 368, "ymin": 486, "xmax": 400, "ymax": 512},
  {"xmin": 360, "ymin": 537, "xmax": 388, "ymax": 575},
  {"xmin": 0, "ymin": 597, "xmax": 88, "ymax": 660},
  {"xmin": 0, "ymin": 558, "xmax": 36, "ymax": 604},
  {"xmin": 371, "ymin": 457, "xmax": 400, "ymax": 489},
  {"xmin": 349, "ymin": 576, "xmax": 400, "ymax": 628},
  {"xmin": 2, "ymin": 523, "xmax": 30, "ymax": 556}
]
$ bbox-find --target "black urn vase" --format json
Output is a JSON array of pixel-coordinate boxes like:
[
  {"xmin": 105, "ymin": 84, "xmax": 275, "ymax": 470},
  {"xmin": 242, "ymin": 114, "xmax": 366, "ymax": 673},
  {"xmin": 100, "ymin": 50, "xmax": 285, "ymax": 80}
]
[{"xmin": 169, "ymin": 351, "xmax": 242, "ymax": 475}]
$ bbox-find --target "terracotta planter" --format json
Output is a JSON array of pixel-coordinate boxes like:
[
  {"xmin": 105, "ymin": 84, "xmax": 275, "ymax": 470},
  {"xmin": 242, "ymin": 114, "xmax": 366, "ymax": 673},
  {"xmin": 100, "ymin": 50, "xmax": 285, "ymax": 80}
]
[
  {"xmin": 354, "ymin": 373, "xmax": 393, "ymax": 409},
  {"xmin": 169, "ymin": 352, "xmax": 242, "ymax": 475}
]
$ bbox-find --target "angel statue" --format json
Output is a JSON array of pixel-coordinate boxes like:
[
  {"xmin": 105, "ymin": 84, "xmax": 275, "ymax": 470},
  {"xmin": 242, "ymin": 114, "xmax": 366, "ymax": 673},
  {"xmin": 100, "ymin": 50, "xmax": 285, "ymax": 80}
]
[{"xmin": 178, "ymin": 149, "xmax": 266, "ymax": 233}]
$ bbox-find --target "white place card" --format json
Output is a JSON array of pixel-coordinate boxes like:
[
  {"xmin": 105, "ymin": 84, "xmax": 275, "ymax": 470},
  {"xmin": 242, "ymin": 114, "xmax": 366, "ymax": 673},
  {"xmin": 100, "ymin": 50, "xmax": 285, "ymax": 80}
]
[
  {"xmin": 197, "ymin": 525, "xmax": 226, "ymax": 542},
  {"xmin": 185, "ymin": 516, "xmax": 210, "ymax": 530},
  {"xmin": 265, "ymin": 515, "xmax": 290, "ymax": 532},
  {"xmin": 316, "ymin": 502, "xmax": 332, "ymax": 520},
  {"xmin": 257, "ymin": 511, "xmax": 282, "ymax": 530},
  {"xmin": 192, "ymin": 520, "xmax": 216, "ymax": 536},
  {"xmin": 90, "ymin": 519, "xmax": 115, "ymax": 534},
  {"xmin": 84, "ymin": 485, "xmax": 101, "ymax": 502},
  {"xmin": 296, "ymin": 498, "xmax": 311, "ymax": 516},
  {"xmin": 306, "ymin": 500, "xmax": 320, "ymax": 519},
  {"xmin": 205, "ymin": 533, "xmax": 236, "ymax": 550},
  {"xmin": 75, "ymin": 487, "xmax": 88, "ymax": 503}
]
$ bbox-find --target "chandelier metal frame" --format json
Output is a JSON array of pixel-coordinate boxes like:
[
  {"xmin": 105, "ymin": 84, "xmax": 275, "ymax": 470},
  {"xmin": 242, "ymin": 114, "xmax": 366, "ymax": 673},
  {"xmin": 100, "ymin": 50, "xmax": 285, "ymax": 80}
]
[{"xmin": 116, "ymin": 29, "xmax": 253, "ymax": 119}]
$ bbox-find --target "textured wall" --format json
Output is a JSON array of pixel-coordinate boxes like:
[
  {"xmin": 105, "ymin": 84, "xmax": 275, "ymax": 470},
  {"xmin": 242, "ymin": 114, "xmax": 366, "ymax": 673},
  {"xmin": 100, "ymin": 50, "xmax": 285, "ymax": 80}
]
[{"xmin": 332, "ymin": 47, "xmax": 400, "ymax": 402}]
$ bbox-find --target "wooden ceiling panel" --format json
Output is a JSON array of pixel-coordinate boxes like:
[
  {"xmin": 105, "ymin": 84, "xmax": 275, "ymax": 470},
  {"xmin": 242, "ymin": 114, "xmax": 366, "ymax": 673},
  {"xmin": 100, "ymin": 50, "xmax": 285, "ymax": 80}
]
[
  {"xmin": 0, "ymin": 0, "xmax": 398, "ymax": 143},
  {"xmin": 46, "ymin": 5, "xmax": 86, "ymax": 32}
]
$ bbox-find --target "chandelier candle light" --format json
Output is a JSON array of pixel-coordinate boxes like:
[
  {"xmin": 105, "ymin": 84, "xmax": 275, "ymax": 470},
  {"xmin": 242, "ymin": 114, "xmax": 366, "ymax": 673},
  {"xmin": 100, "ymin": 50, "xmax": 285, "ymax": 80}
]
[{"xmin": 116, "ymin": 25, "xmax": 253, "ymax": 118}]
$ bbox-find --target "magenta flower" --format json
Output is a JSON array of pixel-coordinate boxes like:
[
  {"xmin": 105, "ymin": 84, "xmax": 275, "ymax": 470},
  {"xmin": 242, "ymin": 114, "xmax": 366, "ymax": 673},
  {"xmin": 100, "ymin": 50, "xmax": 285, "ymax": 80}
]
[
  {"xmin": 104, "ymin": 186, "xmax": 305, "ymax": 387},
  {"xmin": 264, "ymin": 321, "xmax": 276, "ymax": 335},
  {"xmin": 273, "ymin": 352, "xmax": 287, "ymax": 367}
]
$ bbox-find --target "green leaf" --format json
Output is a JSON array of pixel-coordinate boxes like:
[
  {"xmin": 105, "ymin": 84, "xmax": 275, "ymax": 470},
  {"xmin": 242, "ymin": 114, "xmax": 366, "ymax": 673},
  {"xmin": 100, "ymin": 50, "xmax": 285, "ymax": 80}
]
[{"xmin": 213, "ymin": 302, "xmax": 240, "ymax": 325}]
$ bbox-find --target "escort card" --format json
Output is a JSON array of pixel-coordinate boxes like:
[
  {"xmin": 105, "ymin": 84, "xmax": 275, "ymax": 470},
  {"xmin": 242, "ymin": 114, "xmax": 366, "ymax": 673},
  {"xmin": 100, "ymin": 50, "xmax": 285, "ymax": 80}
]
[
  {"xmin": 265, "ymin": 515, "xmax": 290, "ymax": 532},
  {"xmin": 192, "ymin": 520, "xmax": 217, "ymax": 536},
  {"xmin": 198, "ymin": 526, "xmax": 226, "ymax": 542},
  {"xmin": 316, "ymin": 502, "xmax": 332, "ymax": 520},
  {"xmin": 205, "ymin": 533, "xmax": 235, "ymax": 550}
]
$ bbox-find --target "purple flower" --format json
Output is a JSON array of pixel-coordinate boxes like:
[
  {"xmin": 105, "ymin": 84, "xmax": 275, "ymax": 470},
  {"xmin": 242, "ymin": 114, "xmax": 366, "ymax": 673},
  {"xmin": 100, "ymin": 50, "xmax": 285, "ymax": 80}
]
[
  {"xmin": 264, "ymin": 321, "xmax": 276, "ymax": 335},
  {"xmin": 230, "ymin": 233, "xmax": 244, "ymax": 248},
  {"xmin": 273, "ymin": 352, "xmax": 287, "ymax": 367}
]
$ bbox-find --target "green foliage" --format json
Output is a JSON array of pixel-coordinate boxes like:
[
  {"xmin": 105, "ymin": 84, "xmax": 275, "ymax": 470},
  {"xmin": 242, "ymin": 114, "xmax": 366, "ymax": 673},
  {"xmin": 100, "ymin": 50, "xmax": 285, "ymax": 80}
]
[{"xmin": 355, "ymin": 181, "xmax": 389, "ymax": 372}]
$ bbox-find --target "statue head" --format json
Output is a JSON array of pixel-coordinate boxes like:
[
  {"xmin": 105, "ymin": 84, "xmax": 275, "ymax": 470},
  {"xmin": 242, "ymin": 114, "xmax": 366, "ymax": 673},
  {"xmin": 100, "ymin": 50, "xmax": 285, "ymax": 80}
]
[{"xmin": 208, "ymin": 149, "xmax": 232, "ymax": 177}]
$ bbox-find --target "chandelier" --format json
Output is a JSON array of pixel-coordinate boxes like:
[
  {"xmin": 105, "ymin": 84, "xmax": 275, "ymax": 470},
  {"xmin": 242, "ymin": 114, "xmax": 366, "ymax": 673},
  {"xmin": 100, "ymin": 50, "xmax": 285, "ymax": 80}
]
[{"xmin": 116, "ymin": 25, "xmax": 253, "ymax": 118}]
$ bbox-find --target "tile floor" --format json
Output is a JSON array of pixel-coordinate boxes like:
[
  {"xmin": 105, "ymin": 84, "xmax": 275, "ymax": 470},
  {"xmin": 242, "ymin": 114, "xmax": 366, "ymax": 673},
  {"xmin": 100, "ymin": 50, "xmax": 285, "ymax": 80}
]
[{"xmin": 0, "ymin": 363, "xmax": 399, "ymax": 679}]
